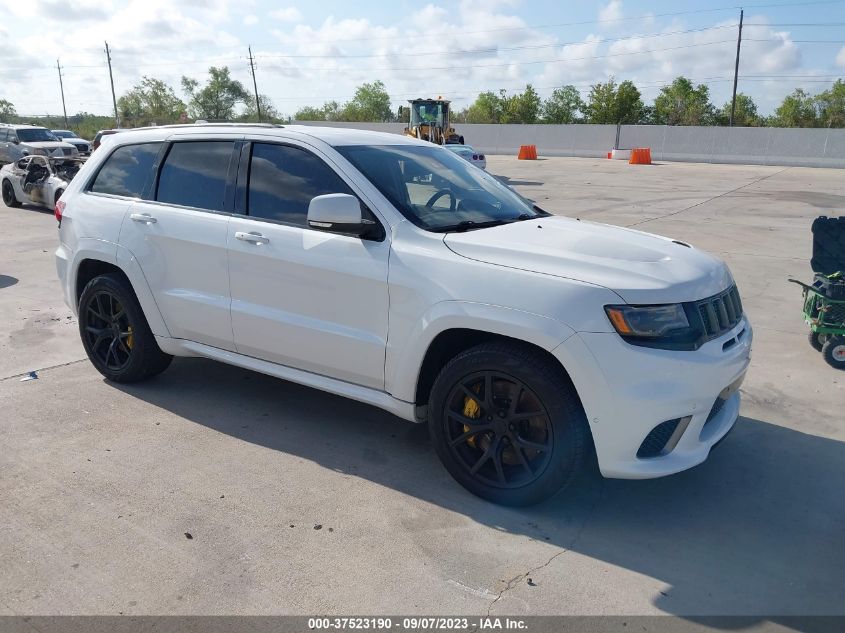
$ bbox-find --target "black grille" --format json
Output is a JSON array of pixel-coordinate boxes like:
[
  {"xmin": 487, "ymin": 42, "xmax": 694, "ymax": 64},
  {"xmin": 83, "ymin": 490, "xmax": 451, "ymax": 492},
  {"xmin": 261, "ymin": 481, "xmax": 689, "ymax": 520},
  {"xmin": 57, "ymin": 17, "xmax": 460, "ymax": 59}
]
[
  {"xmin": 696, "ymin": 285, "xmax": 743, "ymax": 339},
  {"xmin": 637, "ymin": 418, "xmax": 681, "ymax": 458}
]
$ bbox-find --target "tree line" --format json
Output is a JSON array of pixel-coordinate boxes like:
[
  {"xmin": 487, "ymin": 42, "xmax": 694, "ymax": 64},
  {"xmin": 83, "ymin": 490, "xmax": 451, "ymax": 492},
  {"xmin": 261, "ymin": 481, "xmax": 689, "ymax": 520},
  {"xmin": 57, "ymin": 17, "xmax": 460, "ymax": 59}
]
[
  {"xmin": 293, "ymin": 76, "xmax": 845, "ymax": 128},
  {"xmin": 2, "ymin": 70, "xmax": 844, "ymax": 137}
]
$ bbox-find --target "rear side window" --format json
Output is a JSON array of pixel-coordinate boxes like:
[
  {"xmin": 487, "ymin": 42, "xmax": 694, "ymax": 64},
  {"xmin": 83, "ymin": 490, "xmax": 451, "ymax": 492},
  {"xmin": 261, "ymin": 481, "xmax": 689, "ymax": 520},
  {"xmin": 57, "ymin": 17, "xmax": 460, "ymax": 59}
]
[
  {"xmin": 90, "ymin": 143, "xmax": 161, "ymax": 198},
  {"xmin": 156, "ymin": 141, "xmax": 234, "ymax": 211},
  {"xmin": 247, "ymin": 143, "xmax": 353, "ymax": 226}
]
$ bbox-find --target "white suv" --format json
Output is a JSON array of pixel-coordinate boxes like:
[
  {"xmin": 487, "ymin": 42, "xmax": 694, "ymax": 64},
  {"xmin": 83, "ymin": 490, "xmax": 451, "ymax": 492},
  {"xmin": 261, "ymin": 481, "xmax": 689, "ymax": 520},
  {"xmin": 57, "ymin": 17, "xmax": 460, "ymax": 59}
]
[{"xmin": 55, "ymin": 124, "xmax": 752, "ymax": 505}]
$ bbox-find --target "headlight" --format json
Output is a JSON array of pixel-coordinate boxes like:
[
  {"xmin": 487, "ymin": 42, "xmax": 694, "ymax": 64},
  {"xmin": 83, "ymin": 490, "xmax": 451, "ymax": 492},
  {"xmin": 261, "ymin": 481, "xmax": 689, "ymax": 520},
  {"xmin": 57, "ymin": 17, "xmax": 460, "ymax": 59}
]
[
  {"xmin": 605, "ymin": 304, "xmax": 689, "ymax": 337},
  {"xmin": 604, "ymin": 303, "xmax": 704, "ymax": 350}
]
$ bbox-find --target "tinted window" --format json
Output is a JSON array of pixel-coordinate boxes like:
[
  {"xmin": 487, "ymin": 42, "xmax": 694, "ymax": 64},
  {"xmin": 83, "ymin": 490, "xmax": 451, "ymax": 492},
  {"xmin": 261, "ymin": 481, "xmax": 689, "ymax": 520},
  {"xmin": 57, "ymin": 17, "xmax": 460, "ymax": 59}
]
[
  {"xmin": 17, "ymin": 128, "xmax": 59, "ymax": 142},
  {"xmin": 0, "ymin": 130, "xmax": 8, "ymax": 141},
  {"xmin": 157, "ymin": 141, "xmax": 233, "ymax": 211},
  {"xmin": 90, "ymin": 143, "xmax": 161, "ymax": 198},
  {"xmin": 247, "ymin": 143, "xmax": 353, "ymax": 226}
]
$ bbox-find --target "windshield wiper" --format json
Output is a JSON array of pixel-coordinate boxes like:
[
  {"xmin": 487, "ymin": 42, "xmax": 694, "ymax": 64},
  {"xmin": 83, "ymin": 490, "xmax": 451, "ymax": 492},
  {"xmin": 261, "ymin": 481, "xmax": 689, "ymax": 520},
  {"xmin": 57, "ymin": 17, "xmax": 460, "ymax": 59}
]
[{"xmin": 431, "ymin": 219, "xmax": 512, "ymax": 233}]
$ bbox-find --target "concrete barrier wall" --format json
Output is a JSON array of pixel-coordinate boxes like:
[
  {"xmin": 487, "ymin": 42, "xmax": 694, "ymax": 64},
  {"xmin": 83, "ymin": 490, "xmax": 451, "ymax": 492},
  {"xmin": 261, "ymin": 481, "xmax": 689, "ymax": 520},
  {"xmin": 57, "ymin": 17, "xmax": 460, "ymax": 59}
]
[{"xmin": 292, "ymin": 121, "xmax": 845, "ymax": 168}]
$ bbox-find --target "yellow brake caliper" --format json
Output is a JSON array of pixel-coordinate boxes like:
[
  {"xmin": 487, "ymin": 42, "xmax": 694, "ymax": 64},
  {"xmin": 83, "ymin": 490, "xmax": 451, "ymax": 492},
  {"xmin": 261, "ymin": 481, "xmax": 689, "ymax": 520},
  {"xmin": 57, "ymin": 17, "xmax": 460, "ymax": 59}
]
[
  {"xmin": 462, "ymin": 384, "xmax": 482, "ymax": 448},
  {"xmin": 117, "ymin": 301, "xmax": 134, "ymax": 350}
]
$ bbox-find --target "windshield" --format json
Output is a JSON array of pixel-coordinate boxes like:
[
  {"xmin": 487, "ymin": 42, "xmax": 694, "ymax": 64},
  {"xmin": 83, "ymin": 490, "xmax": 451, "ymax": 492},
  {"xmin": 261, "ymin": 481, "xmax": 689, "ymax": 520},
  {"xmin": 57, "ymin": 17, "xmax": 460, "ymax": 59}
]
[
  {"xmin": 52, "ymin": 130, "xmax": 74, "ymax": 138},
  {"xmin": 17, "ymin": 128, "xmax": 60, "ymax": 142},
  {"xmin": 411, "ymin": 103, "xmax": 445, "ymax": 126},
  {"xmin": 336, "ymin": 144, "xmax": 543, "ymax": 232}
]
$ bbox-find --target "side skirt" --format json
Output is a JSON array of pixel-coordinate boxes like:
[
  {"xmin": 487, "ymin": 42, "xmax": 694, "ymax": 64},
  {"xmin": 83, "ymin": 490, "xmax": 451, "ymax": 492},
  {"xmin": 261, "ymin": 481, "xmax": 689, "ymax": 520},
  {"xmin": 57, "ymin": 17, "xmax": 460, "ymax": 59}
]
[{"xmin": 155, "ymin": 336, "xmax": 418, "ymax": 422}]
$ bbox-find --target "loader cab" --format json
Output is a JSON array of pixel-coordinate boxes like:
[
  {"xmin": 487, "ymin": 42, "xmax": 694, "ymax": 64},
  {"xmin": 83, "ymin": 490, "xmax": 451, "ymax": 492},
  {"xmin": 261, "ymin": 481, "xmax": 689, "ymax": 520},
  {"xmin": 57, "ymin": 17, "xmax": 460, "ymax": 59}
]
[{"xmin": 404, "ymin": 98, "xmax": 463, "ymax": 146}]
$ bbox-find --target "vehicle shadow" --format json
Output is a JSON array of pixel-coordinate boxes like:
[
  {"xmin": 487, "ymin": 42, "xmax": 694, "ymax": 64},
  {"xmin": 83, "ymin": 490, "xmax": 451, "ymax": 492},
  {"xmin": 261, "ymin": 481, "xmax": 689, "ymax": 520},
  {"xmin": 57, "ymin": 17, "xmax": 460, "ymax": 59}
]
[
  {"xmin": 112, "ymin": 357, "xmax": 844, "ymax": 622},
  {"xmin": 0, "ymin": 274, "xmax": 18, "ymax": 289}
]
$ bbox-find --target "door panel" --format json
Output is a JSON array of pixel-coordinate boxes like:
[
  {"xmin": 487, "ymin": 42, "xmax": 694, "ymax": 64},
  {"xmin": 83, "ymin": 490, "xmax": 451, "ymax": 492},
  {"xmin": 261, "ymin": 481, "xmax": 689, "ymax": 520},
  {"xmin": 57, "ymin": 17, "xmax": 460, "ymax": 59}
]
[
  {"xmin": 115, "ymin": 139, "xmax": 238, "ymax": 350},
  {"xmin": 227, "ymin": 141, "xmax": 389, "ymax": 389},
  {"xmin": 120, "ymin": 201, "xmax": 234, "ymax": 350},
  {"xmin": 228, "ymin": 220, "xmax": 389, "ymax": 389}
]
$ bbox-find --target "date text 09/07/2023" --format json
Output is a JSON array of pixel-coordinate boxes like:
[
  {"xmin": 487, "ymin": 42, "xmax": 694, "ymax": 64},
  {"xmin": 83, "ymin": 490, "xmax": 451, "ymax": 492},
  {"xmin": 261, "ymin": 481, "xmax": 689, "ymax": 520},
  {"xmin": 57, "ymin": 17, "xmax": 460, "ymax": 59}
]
[{"xmin": 307, "ymin": 617, "xmax": 528, "ymax": 630}]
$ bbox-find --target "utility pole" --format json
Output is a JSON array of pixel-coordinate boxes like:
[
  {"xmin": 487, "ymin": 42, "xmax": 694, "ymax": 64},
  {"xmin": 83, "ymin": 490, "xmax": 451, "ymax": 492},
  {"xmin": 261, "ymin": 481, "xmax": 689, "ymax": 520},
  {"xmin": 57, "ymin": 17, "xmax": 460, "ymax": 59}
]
[
  {"xmin": 729, "ymin": 9, "xmax": 744, "ymax": 126},
  {"xmin": 105, "ymin": 41, "xmax": 120, "ymax": 128},
  {"xmin": 56, "ymin": 59, "xmax": 68, "ymax": 128},
  {"xmin": 248, "ymin": 46, "xmax": 262, "ymax": 122}
]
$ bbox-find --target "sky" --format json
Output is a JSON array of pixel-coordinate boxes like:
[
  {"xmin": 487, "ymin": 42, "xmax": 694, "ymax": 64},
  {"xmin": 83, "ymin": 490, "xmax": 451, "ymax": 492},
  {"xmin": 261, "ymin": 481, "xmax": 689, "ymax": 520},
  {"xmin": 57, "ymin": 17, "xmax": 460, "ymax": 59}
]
[{"xmin": 2, "ymin": 0, "xmax": 845, "ymax": 119}]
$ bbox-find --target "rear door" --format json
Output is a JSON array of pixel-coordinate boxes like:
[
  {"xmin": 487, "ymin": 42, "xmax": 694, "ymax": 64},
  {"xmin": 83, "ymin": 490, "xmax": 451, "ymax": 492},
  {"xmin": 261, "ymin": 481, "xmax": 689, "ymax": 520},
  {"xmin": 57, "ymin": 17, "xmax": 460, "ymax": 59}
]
[
  {"xmin": 117, "ymin": 137, "xmax": 240, "ymax": 350},
  {"xmin": 227, "ymin": 140, "xmax": 390, "ymax": 389}
]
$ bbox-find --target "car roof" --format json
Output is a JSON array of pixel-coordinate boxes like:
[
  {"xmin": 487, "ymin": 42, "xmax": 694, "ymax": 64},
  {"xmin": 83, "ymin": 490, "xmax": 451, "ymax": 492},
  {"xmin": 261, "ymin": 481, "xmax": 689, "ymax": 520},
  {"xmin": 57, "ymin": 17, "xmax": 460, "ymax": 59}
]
[
  {"xmin": 0, "ymin": 123, "xmax": 49, "ymax": 130},
  {"xmin": 101, "ymin": 123, "xmax": 428, "ymax": 148}
]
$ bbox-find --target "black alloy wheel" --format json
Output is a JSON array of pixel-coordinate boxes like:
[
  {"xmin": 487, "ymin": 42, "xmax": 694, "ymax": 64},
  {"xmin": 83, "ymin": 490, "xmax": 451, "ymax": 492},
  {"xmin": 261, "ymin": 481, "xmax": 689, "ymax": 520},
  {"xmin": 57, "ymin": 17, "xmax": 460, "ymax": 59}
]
[
  {"xmin": 78, "ymin": 273, "xmax": 172, "ymax": 382},
  {"xmin": 83, "ymin": 289, "xmax": 134, "ymax": 372},
  {"xmin": 428, "ymin": 342, "xmax": 588, "ymax": 506},
  {"xmin": 443, "ymin": 371, "xmax": 553, "ymax": 489}
]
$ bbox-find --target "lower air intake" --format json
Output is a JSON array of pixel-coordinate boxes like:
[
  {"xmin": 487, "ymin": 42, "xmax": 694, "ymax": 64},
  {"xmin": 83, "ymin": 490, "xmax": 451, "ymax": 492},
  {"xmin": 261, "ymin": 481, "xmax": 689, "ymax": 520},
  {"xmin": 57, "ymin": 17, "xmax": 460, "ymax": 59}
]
[{"xmin": 637, "ymin": 418, "xmax": 682, "ymax": 458}]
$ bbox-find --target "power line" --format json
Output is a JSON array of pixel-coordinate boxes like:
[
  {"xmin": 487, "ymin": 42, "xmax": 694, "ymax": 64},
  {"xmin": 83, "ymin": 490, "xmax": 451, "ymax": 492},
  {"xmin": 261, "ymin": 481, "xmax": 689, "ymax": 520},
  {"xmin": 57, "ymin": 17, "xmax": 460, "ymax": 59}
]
[
  {"xmin": 261, "ymin": 0, "xmax": 845, "ymax": 45},
  {"xmin": 256, "ymin": 25, "xmax": 739, "ymax": 60},
  {"xmin": 255, "ymin": 40, "xmax": 738, "ymax": 74}
]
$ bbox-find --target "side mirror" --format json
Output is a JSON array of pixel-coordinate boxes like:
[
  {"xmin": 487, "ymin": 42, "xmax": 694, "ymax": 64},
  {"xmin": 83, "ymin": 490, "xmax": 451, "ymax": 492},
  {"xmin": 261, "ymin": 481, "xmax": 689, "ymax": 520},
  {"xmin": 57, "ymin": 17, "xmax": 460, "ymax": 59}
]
[
  {"xmin": 307, "ymin": 193, "xmax": 379, "ymax": 238},
  {"xmin": 11, "ymin": 139, "xmax": 20, "ymax": 145}
]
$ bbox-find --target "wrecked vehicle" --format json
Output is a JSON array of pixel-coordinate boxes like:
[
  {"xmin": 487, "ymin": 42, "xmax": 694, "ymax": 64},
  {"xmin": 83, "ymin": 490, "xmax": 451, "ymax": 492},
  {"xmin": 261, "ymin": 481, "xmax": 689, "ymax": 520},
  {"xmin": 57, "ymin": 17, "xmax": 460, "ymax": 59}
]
[{"xmin": 1, "ymin": 155, "xmax": 82, "ymax": 209}]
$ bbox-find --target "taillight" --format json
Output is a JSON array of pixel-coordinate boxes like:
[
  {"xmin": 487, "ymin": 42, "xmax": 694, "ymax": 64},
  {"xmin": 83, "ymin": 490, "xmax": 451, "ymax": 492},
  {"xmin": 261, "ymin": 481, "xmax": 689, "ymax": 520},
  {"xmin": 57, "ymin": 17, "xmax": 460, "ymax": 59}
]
[{"xmin": 55, "ymin": 199, "xmax": 65, "ymax": 225}]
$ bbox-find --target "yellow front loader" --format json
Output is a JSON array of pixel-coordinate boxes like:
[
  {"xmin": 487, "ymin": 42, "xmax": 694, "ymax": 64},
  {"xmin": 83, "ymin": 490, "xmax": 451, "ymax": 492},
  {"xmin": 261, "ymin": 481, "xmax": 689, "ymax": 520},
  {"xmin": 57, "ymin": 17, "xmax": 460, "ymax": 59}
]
[{"xmin": 403, "ymin": 98, "xmax": 464, "ymax": 146}]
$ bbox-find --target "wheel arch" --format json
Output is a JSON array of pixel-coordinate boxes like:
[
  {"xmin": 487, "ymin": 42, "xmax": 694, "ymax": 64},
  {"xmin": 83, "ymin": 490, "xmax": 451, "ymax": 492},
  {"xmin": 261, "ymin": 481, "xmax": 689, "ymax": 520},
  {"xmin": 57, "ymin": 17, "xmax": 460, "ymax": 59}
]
[
  {"xmin": 386, "ymin": 301, "xmax": 577, "ymax": 406},
  {"xmin": 413, "ymin": 328, "xmax": 583, "ymax": 411},
  {"xmin": 74, "ymin": 248, "xmax": 170, "ymax": 338}
]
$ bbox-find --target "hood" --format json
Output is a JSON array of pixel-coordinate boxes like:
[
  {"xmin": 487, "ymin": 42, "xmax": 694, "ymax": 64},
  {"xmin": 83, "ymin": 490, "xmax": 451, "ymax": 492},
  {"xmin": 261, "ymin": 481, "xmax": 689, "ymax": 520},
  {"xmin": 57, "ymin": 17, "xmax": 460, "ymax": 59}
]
[
  {"xmin": 443, "ymin": 216, "xmax": 733, "ymax": 304},
  {"xmin": 26, "ymin": 140, "xmax": 75, "ymax": 149}
]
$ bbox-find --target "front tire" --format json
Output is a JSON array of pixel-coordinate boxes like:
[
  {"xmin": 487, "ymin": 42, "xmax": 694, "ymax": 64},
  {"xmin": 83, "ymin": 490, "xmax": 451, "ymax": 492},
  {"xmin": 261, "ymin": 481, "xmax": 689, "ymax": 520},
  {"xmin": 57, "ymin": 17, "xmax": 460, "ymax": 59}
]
[
  {"xmin": 78, "ymin": 273, "xmax": 172, "ymax": 382},
  {"xmin": 2, "ymin": 179, "xmax": 21, "ymax": 207},
  {"xmin": 428, "ymin": 342, "xmax": 588, "ymax": 506},
  {"xmin": 809, "ymin": 331, "xmax": 826, "ymax": 352},
  {"xmin": 821, "ymin": 335, "xmax": 845, "ymax": 370}
]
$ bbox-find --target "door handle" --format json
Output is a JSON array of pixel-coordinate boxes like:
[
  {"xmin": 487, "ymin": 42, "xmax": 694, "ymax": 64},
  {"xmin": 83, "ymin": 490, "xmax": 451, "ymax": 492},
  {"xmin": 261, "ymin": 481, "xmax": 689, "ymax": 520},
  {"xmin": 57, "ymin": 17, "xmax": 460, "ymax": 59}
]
[
  {"xmin": 235, "ymin": 231, "xmax": 270, "ymax": 244},
  {"xmin": 130, "ymin": 213, "xmax": 157, "ymax": 224}
]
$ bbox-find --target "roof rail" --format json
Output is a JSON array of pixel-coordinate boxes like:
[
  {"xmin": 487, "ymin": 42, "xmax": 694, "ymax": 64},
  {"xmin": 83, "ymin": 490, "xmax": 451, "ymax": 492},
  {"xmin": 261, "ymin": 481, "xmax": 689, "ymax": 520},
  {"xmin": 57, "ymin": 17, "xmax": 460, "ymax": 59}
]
[{"xmin": 128, "ymin": 122, "xmax": 284, "ymax": 131}]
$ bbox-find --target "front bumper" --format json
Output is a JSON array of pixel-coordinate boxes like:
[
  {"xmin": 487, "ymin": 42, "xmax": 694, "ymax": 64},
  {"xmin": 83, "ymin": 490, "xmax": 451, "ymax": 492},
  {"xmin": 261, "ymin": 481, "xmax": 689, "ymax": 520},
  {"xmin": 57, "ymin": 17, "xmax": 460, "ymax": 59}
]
[{"xmin": 553, "ymin": 316, "xmax": 752, "ymax": 479}]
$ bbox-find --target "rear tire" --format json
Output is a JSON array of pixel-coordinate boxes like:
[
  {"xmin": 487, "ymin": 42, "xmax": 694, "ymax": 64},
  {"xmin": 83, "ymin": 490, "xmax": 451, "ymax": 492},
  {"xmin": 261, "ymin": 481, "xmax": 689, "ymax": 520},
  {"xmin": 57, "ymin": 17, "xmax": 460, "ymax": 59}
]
[
  {"xmin": 78, "ymin": 273, "xmax": 172, "ymax": 382},
  {"xmin": 821, "ymin": 335, "xmax": 845, "ymax": 370},
  {"xmin": 809, "ymin": 331, "xmax": 825, "ymax": 352},
  {"xmin": 428, "ymin": 341, "xmax": 588, "ymax": 506},
  {"xmin": 2, "ymin": 179, "xmax": 21, "ymax": 207}
]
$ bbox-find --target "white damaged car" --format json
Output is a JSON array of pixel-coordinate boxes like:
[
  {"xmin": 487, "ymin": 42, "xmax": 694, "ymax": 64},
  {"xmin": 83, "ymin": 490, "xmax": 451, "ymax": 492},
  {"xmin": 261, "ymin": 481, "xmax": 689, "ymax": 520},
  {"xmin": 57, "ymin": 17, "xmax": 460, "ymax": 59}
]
[{"xmin": 2, "ymin": 155, "xmax": 82, "ymax": 210}]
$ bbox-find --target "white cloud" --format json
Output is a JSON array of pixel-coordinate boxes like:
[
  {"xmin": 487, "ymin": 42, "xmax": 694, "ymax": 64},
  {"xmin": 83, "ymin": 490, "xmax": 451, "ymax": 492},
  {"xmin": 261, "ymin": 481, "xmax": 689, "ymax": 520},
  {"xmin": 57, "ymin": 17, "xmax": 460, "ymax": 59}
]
[
  {"xmin": 599, "ymin": 0, "xmax": 622, "ymax": 24},
  {"xmin": 270, "ymin": 7, "xmax": 302, "ymax": 22},
  {"xmin": 837, "ymin": 46, "xmax": 845, "ymax": 68},
  {"xmin": 0, "ymin": 0, "xmax": 833, "ymax": 119}
]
